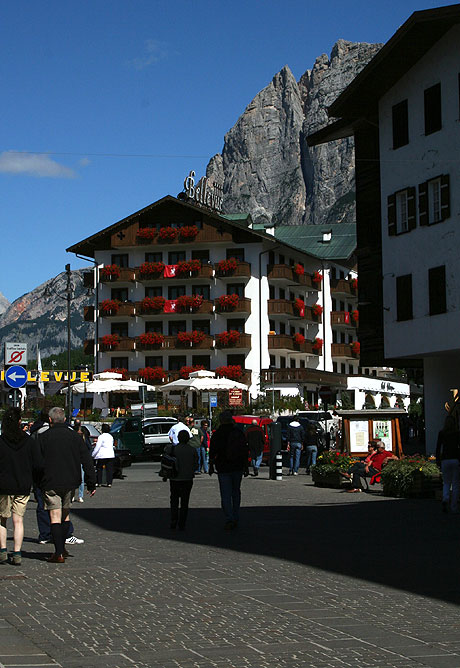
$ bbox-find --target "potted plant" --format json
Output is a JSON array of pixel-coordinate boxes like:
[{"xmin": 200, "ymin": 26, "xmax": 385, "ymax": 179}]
[
  {"xmin": 103, "ymin": 367, "xmax": 129, "ymax": 380},
  {"xmin": 293, "ymin": 263, "xmax": 304, "ymax": 276},
  {"xmin": 138, "ymin": 332, "xmax": 165, "ymax": 347},
  {"xmin": 293, "ymin": 298, "xmax": 305, "ymax": 316},
  {"xmin": 351, "ymin": 341, "xmax": 360, "ymax": 356},
  {"xmin": 138, "ymin": 261, "xmax": 165, "ymax": 278},
  {"xmin": 216, "ymin": 294, "xmax": 239, "ymax": 311},
  {"xmin": 350, "ymin": 277, "xmax": 358, "ymax": 290},
  {"xmin": 176, "ymin": 330, "xmax": 206, "ymax": 346},
  {"xmin": 293, "ymin": 333, "xmax": 305, "ymax": 346},
  {"xmin": 312, "ymin": 303, "xmax": 323, "ymax": 317},
  {"xmin": 101, "ymin": 334, "xmax": 120, "ymax": 349},
  {"xmin": 176, "ymin": 259, "xmax": 202, "ymax": 276},
  {"xmin": 179, "ymin": 225, "xmax": 199, "ymax": 240},
  {"xmin": 216, "ymin": 364, "xmax": 243, "ymax": 380},
  {"xmin": 380, "ymin": 458, "xmax": 441, "ymax": 498},
  {"xmin": 312, "ymin": 337, "xmax": 323, "ymax": 353},
  {"xmin": 312, "ymin": 451, "xmax": 358, "ymax": 488},
  {"xmin": 312, "ymin": 270, "xmax": 323, "ymax": 286},
  {"xmin": 216, "ymin": 330, "xmax": 241, "ymax": 347},
  {"xmin": 100, "ymin": 264, "xmax": 121, "ymax": 281},
  {"xmin": 179, "ymin": 364, "xmax": 205, "ymax": 379},
  {"xmin": 140, "ymin": 296, "xmax": 166, "ymax": 313},
  {"xmin": 352, "ymin": 309, "xmax": 359, "ymax": 322},
  {"xmin": 136, "ymin": 227, "xmax": 156, "ymax": 240},
  {"xmin": 158, "ymin": 226, "xmax": 178, "ymax": 242},
  {"xmin": 100, "ymin": 299, "xmax": 121, "ymax": 315},
  {"xmin": 215, "ymin": 258, "xmax": 238, "ymax": 275},
  {"xmin": 138, "ymin": 366, "xmax": 166, "ymax": 383}
]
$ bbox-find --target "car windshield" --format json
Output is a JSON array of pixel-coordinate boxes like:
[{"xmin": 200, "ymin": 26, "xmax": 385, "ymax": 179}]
[
  {"xmin": 110, "ymin": 419, "xmax": 124, "ymax": 434},
  {"xmin": 81, "ymin": 423, "xmax": 101, "ymax": 437}
]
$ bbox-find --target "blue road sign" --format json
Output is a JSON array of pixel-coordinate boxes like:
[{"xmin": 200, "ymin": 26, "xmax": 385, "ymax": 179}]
[{"xmin": 5, "ymin": 365, "xmax": 28, "ymax": 388}]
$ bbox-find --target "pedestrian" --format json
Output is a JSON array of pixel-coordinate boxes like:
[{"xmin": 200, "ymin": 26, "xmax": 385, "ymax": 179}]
[
  {"xmin": 165, "ymin": 429, "xmax": 198, "ymax": 530},
  {"xmin": 92, "ymin": 424, "xmax": 115, "ymax": 488},
  {"xmin": 304, "ymin": 423, "xmax": 318, "ymax": 475},
  {"xmin": 200, "ymin": 420, "xmax": 211, "ymax": 473},
  {"xmin": 36, "ymin": 407, "xmax": 96, "ymax": 563},
  {"xmin": 30, "ymin": 411, "xmax": 85, "ymax": 546},
  {"xmin": 0, "ymin": 408, "xmax": 42, "ymax": 566},
  {"xmin": 287, "ymin": 419, "xmax": 305, "ymax": 475},
  {"xmin": 185, "ymin": 417, "xmax": 204, "ymax": 473},
  {"xmin": 209, "ymin": 410, "xmax": 249, "ymax": 530},
  {"xmin": 245, "ymin": 419, "xmax": 265, "ymax": 476},
  {"xmin": 436, "ymin": 415, "xmax": 460, "ymax": 513},
  {"xmin": 73, "ymin": 421, "xmax": 86, "ymax": 502},
  {"xmin": 168, "ymin": 416, "xmax": 192, "ymax": 445}
]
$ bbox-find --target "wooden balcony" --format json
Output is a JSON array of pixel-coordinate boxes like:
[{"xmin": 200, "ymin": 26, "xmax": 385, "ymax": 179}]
[
  {"xmin": 214, "ymin": 297, "xmax": 251, "ymax": 314},
  {"xmin": 84, "ymin": 306, "xmax": 94, "ymax": 321},
  {"xmin": 134, "ymin": 299, "xmax": 214, "ymax": 316},
  {"xmin": 112, "ymin": 221, "xmax": 233, "ymax": 247},
  {"xmin": 215, "ymin": 260, "xmax": 251, "ymax": 279},
  {"xmin": 99, "ymin": 336, "xmax": 136, "ymax": 352},
  {"xmin": 100, "ymin": 303, "xmax": 135, "ymax": 318},
  {"xmin": 331, "ymin": 311, "xmax": 358, "ymax": 328},
  {"xmin": 215, "ymin": 333, "xmax": 251, "ymax": 349},
  {"xmin": 162, "ymin": 335, "xmax": 214, "ymax": 350},
  {"xmin": 260, "ymin": 367, "xmax": 348, "ymax": 388},
  {"xmin": 304, "ymin": 305, "xmax": 322, "ymax": 324},
  {"xmin": 99, "ymin": 268, "xmax": 135, "ymax": 284},
  {"xmin": 267, "ymin": 299, "xmax": 295, "ymax": 316},
  {"xmin": 331, "ymin": 343, "xmax": 358, "ymax": 359},
  {"xmin": 135, "ymin": 264, "xmax": 214, "ymax": 281},
  {"xmin": 268, "ymin": 334, "xmax": 294, "ymax": 351},
  {"xmin": 83, "ymin": 339, "xmax": 94, "ymax": 356},
  {"xmin": 267, "ymin": 264, "xmax": 314, "ymax": 288},
  {"xmin": 330, "ymin": 278, "xmax": 357, "ymax": 298}
]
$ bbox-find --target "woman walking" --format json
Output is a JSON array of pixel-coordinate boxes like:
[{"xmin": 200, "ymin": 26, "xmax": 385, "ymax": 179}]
[
  {"xmin": 0, "ymin": 408, "xmax": 41, "ymax": 566},
  {"xmin": 436, "ymin": 415, "xmax": 460, "ymax": 513},
  {"xmin": 165, "ymin": 429, "xmax": 198, "ymax": 530},
  {"xmin": 92, "ymin": 424, "xmax": 115, "ymax": 488}
]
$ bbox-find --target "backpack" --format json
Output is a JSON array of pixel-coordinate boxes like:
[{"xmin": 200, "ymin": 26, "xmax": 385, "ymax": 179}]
[{"xmin": 159, "ymin": 445, "xmax": 178, "ymax": 480}]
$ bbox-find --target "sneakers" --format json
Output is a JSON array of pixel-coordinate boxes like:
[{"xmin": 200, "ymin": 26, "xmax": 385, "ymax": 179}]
[
  {"xmin": 38, "ymin": 538, "xmax": 51, "ymax": 544},
  {"xmin": 293, "ymin": 472, "xmax": 298, "ymax": 476},
  {"xmin": 224, "ymin": 520, "xmax": 238, "ymax": 530},
  {"xmin": 77, "ymin": 498, "xmax": 84, "ymax": 503},
  {"xmin": 10, "ymin": 552, "xmax": 21, "ymax": 566},
  {"xmin": 0, "ymin": 550, "xmax": 7, "ymax": 564},
  {"xmin": 65, "ymin": 536, "xmax": 84, "ymax": 545}
]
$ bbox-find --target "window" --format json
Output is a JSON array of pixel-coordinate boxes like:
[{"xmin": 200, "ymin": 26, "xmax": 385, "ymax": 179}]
[
  {"xmin": 278, "ymin": 254, "xmax": 285, "ymax": 265},
  {"xmin": 111, "ymin": 288, "xmax": 128, "ymax": 301},
  {"xmin": 145, "ymin": 286, "xmax": 162, "ymax": 298},
  {"xmin": 424, "ymin": 83, "xmax": 442, "ymax": 135},
  {"xmin": 111, "ymin": 254, "xmax": 128, "ymax": 267},
  {"xmin": 146, "ymin": 322, "xmax": 163, "ymax": 333},
  {"xmin": 228, "ymin": 284, "xmax": 244, "ymax": 298},
  {"xmin": 419, "ymin": 174, "xmax": 450, "ymax": 226},
  {"xmin": 111, "ymin": 357, "xmax": 128, "ymax": 369},
  {"xmin": 269, "ymin": 355, "xmax": 276, "ymax": 367},
  {"xmin": 387, "ymin": 187, "xmax": 416, "ymax": 235},
  {"xmin": 279, "ymin": 288, "xmax": 286, "ymax": 300},
  {"xmin": 145, "ymin": 355, "xmax": 162, "ymax": 367},
  {"xmin": 290, "ymin": 359, "xmax": 296, "ymax": 368},
  {"xmin": 192, "ymin": 249, "xmax": 209, "ymax": 262},
  {"xmin": 168, "ymin": 251, "xmax": 185, "ymax": 264},
  {"xmin": 168, "ymin": 356, "xmax": 186, "ymax": 370},
  {"xmin": 331, "ymin": 298, "xmax": 336, "ymax": 310},
  {"xmin": 192, "ymin": 355, "xmax": 210, "ymax": 367},
  {"xmin": 169, "ymin": 321, "xmax": 186, "ymax": 336},
  {"xmin": 280, "ymin": 357, "xmax": 286, "ymax": 368},
  {"xmin": 227, "ymin": 354, "xmax": 245, "ymax": 367},
  {"xmin": 269, "ymin": 320, "xmax": 275, "ymax": 331},
  {"xmin": 300, "ymin": 360, "xmax": 305, "ymax": 368},
  {"xmin": 268, "ymin": 251, "xmax": 275, "ymax": 265},
  {"xmin": 192, "ymin": 285, "xmax": 210, "ymax": 300},
  {"xmin": 396, "ymin": 274, "xmax": 413, "ymax": 321},
  {"xmin": 192, "ymin": 320, "xmax": 210, "ymax": 335},
  {"xmin": 269, "ymin": 286, "xmax": 275, "ymax": 300},
  {"xmin": 289, "ymin": 291, "xmax": 295, "ymax": 302},
  {"xmin": 145, "ymin": 252, "xmax": 162, "ymax": 263},
  {"xmin": 392, "ymin": 100, "xmax": 409, "ymax": 149},
  {"xmin": 428, "ymin": 265, "xmax": 446, "ymax": 316},
  {"xmin": 111, "ymin": 323, "xmax": 128, "ymax": 337},
  {"xmin": 341, "ymin": 363, "xmax": 346, "ymax": 374},
  {"xmin": 290, "ymin": 326, "xmax": 295, "ymax": 336},
  {"xmin": 279, "ymin": 322, "xmax": 286, "ymax": 335},
  {"xmin": 332, "ymin": 330, "xmax": 338, "ymax": 344},
  {"xmin": 168, "ymin": 285, "xmax": 186, "ymax": 300},
  {"xmin": 227, "ymin": 319, "xmax": 244, "ymax": 333},
  {"xmin": 227, "ymin": 248, "xmax": 244, "ymax": 261},
  {"xmin": 333, "ymin": 362, "xmax": 337, "ymax": 373}
]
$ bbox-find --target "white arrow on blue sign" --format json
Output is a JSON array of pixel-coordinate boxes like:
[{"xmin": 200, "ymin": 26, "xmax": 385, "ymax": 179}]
[{"xmin": 5, "ymin": 365, "xmax": 28, "ymax": 389}]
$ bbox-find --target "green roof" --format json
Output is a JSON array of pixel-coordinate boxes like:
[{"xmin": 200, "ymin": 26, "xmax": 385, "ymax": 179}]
[{"xmin": 274, "ymin": 223, "xmax": 356, "ymax": 261}]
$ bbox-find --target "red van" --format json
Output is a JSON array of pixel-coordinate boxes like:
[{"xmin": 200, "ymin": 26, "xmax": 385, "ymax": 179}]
[{"xmin": 232, "ymin": 415, "xmax": 273, "ymax": 462}]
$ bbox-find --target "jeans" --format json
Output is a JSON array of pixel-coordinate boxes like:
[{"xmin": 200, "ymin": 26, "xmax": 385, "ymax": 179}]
[
  {"xmin": 305, "ymin": 446, "xmax": 317, "ymax": 472},
  {"xmin": 289, "ymin": 443, "xmax": 302, "ymax": 473},
  {"xmin": 78, "ymin": 465, "xmax": 84, "ymax": 500},
  {"xmin": 197, "ymin": 447, "xmax": 208, "ymax": 473},
  {"xmin": 218, "ymin": 472, "xmax": 243, "ymax": 523},
  {"xmin": 251, "ymin": 452, "xmax": 263, "ymax": 473},
  {"xmin": 351, "ymin": 462, "xmax": 378, "ymax": 490},
  {"xmin": 96, "ymin": 458, "xmax": 114, "ymax": 486},
  {"xmin": 34, "ymin": 487, "xmax": 74, "ymax": 542},
  {"xmin": 170, "ymin": 480, "xmax": 193, "ymax": 528},
  {"xmin": 441, "ymin": 459, "xmax": 460, "ymax": 511}
]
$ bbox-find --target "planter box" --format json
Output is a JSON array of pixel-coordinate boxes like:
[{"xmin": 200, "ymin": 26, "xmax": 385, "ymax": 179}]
[
  {"xmin": 312, "ymin": 470, "xmax": 345, "ymax": 489},
  {"xmin": 383, "ymin": 472, "xmax": 442, "ymax": 499}
]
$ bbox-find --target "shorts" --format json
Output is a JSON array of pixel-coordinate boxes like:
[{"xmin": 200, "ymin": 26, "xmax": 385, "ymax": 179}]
[
  {"xmin": 43, "ymin": 489, "xmax": 73, "ymax": 511},
  {"xmin": 0, "ymin": 494, "xmax": 30, "ymax": 518}
]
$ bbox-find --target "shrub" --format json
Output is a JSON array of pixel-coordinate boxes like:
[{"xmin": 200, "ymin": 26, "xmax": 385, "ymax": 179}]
[
  {"xmin": 380, "ymin": 458, "xmax": 440, "ymax": 498},
  {"xmin": 216, "ymin": 365, "xmax": 243, "ymax": 380},
  {"xmin": 100, "ymin": 299, "xmax": 120, "ymax": 315},
  {"xmin": 216, "ymin": 294, "xmax": 239, "ymax": 310},
  {"xmin": 138, "ymin": 366, "xmax": 166, "ymax": 383},
  {"xmin": 216, "ymin": 330, "xmax": 241, "ymax": 346},
  {"xmin": 136, "ymin": 227, "xmax": 156, "ymax": 240},
  {"xmin": 100, "ymin": 264, "xmax": 121, "ymax": 280},
  {"xmin": 158, "ymin": 226, "xmax": 178, "ymax": 242},
  {"xmin": 140, "ymin": 296, "xmax": 165, "ymax": 312},
  {"xmin": 312, "ymin": 451, "xmax": 357, "ymax": 476},
  {"xmin": 138, "ymin": 261, "xmax": 165, "ymax": 277}
]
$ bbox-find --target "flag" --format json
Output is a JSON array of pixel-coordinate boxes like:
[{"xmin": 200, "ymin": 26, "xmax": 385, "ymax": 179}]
[
  {"xmin": 164, "ymin": 300, "xmax": 177, "ymax": 313},
  {"xmin": 37, "ymin": 345, "xmax": 45, "ymax": 396},
  {"xmin": 164, "ymin": 264, "xmax": 178, "ymax": 278},
  {"xmin": 344, "ymin": 312, "xmax": 350, "ymax": 324}
]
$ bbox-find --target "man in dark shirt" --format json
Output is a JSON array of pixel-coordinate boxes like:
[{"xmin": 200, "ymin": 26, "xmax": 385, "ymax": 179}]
[{"xmin": 245, "ymin": 420, "xmax": 265, "ymax": 476}]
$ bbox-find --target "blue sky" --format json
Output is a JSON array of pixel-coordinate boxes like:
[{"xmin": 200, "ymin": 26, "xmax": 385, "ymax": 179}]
[{"xmin": 1, "ymin": 0, "xmax": 456, "ymax": 302}]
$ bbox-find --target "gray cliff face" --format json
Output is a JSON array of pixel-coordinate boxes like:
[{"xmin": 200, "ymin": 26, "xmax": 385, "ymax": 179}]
[
  {"xmin": 0, "ymin": 292, "xmax": 10, "ymax": 316},
  {"xmin": 207, "ymin": 40, "xmax": 382, "ymax": 227},
  {"xmin": 0, "ymin": 269, "xmax": 93, "ymax": 358}
]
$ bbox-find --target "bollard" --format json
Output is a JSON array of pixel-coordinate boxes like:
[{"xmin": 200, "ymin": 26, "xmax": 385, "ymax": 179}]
[{"xmin": 276, "ymin": 451, "xmax": 283, "ymax": 481}]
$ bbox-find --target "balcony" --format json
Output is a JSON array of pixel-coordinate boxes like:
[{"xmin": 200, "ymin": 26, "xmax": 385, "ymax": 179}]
[
  {"xmin": 260, "ymin": 368, "xmax": 348, "ymax": 388},
  {"xmin": 99, "ymin": 336, "xmax": 136, "ymax": 352},
  {"xmin": 99, "ymin": 303, "xmax": 136, "ymax": 318},
  {"xmin": 267, "ymin": 264, "xmax": 314, "ymax": 288},
  {"xmin": 304, "ymin": 305, "xmax": 322, "ymax": 324},
  {"xmin": 135, "ymin": 263, "xmax": 214, "ymax": 282},
  {"xmin": 215, "ymin": 260, "xmax": 251, "ymax": 280},
  {"xmin": 268, "ymin": 335, "xmax": 319, "ymax": 355},
  {"xmin": 330, "ymin": 278, "xmax": 357, "ymax": 299},
  {"xmin": 163, "ymin": 334, "xmax": 214, "ymax": 350},
  {"xmin": 83, "ymin": 339, "xmax": 94, "ymax": 356},
  {"xmin": 331, "ymin": 343, "xmax": 358, "ymax": 360},
  {"xmin": 99, "ymin": 267, "xmax": 136, "ymax": 284},
  {"xmin": 84, "ymin": 306, "xmax": 94, "ymax": 321},
  {"xmin": 113, "ymin": 222, "xmax": 233, "ymax": 248},
  {"xmin": 267, "ymin": 299, "xmax": 295, "ymax": 317},
  {"xmin": 331, "ymin": 311, "xmax": 358, "ymax": 329},
  {"xmin": 214, "ymin": 297, "xmax": 251, "ymax": 315},
  {"xmin": 134, "ymin": 299, "xmax": 214, "ymax": 317},
  {"xmin": 215, "ymin": 333, "xmax": 251, "ymax": 349}
]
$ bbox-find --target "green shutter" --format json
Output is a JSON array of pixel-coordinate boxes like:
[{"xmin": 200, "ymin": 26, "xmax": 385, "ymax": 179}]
[
  {"xmin": 407, "ymin": 186, "xmax": 416, "ymax": 231},
  {"xmin": 419, "ymin": 181, "xmax": 428, "ymax": 226},
  {"xmin": 441, "ymin": 174, "xmax": 450, "ymax": 220},
  {"xmin": 387, "ymin": 193, "xmax": 396, "ymax": 236}
]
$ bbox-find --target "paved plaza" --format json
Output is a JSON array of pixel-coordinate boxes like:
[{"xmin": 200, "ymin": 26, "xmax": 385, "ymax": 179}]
[{"xmin": 1, "ymin": 463, "xmax": 460, "ymax": 668}]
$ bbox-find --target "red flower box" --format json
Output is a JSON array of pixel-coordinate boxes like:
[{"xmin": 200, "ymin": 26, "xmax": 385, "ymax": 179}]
[
  {"xmin": 175, "ymin": 295, "xmax": 204, "ymax": 313},
  {"xmin": 140, "ymin": 296, "xmax": 165, "ymax": 313},
  {"xmin": 312, "ymin": 303, "xmax": 323, "ymax": 317},
  {"xmin": 138, "ymin": 261, "xmax": 165, "ymax": 277},
  {"xmin": 216, "ymin": 330, "xmax": 241, "ymax": 347},
  {"xmin": 294, "ymin": 263, "xmax": 305, "ymax": 276},
  {"xmin": 103, "ymin": 367, "xmax": 129, "ymax": 380},
  {"xmin": 216, "ymin": 294, "xmax": 239, "ymax": 311},
  {"xmin": 312, "ymin": 271, "xmax": 323, "ymax": 285},
  {"xmin": 179, "ymin": 225, "xmax": 199, "ymax": 240},
  {"xmin": 175, "ymin": 259, "xmax": 202, "ymax": 275},
  {"xmin": 351, "ymin": 341, "xmax": 360, "ymax": 355},
  {"xmin": 101, "ymin": 334, "xmax": 120, "ymax": 348},
  {"xmin": 136, "ymin": 227, "xmax": 156, "ymax": 240},
  {"xmin": 100, "ymin": 299, "xmax": 121, "ymax": 315},
  {"xmin": 352, "ymin": 309, "xmax": 359, "ymax": 322},
  {"xmin": 100, "ymin": 265, "xmax": 121, "ymax": 280},
  {"xmin": 350, "ymin": 278, "xmax": 358, "ymax": 290},
  {"xmin": 293, "ymin": 298, "xmax": 305, "ymax": 316},
  {"xmin": 138, "ymin": 366, "xmax": 166, "ymax": 383},
  {"xmin": 216, "ymin": 258, "xmax": 238, "ymax": 274},
  {"xmin": 176, "ymin": 330, "xmax": 206, "ymax": 346},
  {"xmin": 179, "ymin": 365, "xmax": 205, "ymax": 379},
  {"xmin": 294, "ymin": 333, "xmax": 305, "ymax": 345},
  {"xmin": 216, "ymin": 364, "xmax": 243, "ymax": 381},
  {"xmin": 158, "ymin": 226, "xmax": 178, "ymax": 242},
  {"xmin": 138, "ymin": 332, "xmax": 165, "ymax": 347},
  {"xmin": 312, "ymin": 337, "xmax": 323, "ymax": 353}
]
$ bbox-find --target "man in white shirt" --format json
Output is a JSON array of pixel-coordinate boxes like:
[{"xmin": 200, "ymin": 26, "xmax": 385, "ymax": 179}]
[{"xmin": 168, "ymin": 418, "xmax": 192, "ymax": 445}]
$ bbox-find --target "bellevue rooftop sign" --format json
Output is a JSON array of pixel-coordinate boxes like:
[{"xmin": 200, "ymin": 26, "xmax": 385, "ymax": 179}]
[
  {"xmin": 0, "ymin": 370, "xmax": 92, "ymax": 383},
  {"xmin": 183, "ymin": 171, "xmax": 223, "ymax": 213}
]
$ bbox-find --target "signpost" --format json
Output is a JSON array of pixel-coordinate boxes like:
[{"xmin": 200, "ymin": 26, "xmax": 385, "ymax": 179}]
[
  {"xmin": 4, "ymin": 342, "xmax": 28, "ymax": 367},
  {"xmin": 229, "ymin": 388, "xmax": 243, "ymax": 406},
  {"xmin": 4, "ymin": 365, "xmax": 27, "ymax": 409}
]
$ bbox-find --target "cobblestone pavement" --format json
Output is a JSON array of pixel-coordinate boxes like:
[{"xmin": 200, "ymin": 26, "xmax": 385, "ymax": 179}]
[{"xmin": 1, "ymin": 463, "xmax": 460, "ymax": 668}]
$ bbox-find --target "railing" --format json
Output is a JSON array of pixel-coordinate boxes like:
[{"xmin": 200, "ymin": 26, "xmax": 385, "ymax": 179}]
[
  {"xmin": 99, "ymin": 268, "xmax": 135, "ymax": 283},
  {"xmin": 214, "ymin": 297, "xmax": 251, "ymax": 314},
  {"xmin": 331, "ymin": 343, "xmax": 357, "ymax": 359},
  {"xmin": 268, "ymin": 334, "xmax": 295, "ymax": 351},
  {"xmin": 99, "ymin": 336, "xmax": 136, "ymax": 352},
  {"xmin": 330, "ymin": 278, "xmax": 357, "ymax": 297},
  {"xmin": 99, "ymin": 303, "xmax": 135, "ymax": 318},
  {"xmin": 260, "ymin": 368, "xmax": 348, "ymax": 387},
  {"xmin": 83, "ymin": 339, "xmax": 94, "ymax": 355},
  {"xmin": 112, "ymin": 223, "xmax": 233, "ymax": 247},
  {"xmin": 162, "ymin": 335, "xmax": 214, "ymax": 350},
  {"xmin": 267, "ymin": 299, "xmax": 295, "ymax": 316},
  {"xmin": 215, "ymin": 333, "xmax": 251, "ymax": 349},
  {"xmin": 135, "ymin": 264, "xmax": 214, "ymax": 281},
  {"xmin": 134, "ymin": 300, "xmax": 214, "ymax": 316},
  {"xmin": 304, "ymin": 306, "xmax": 322, "ymax": 323},
  {"xmin": 267, "ymin": 264, "xmax": 313, "ymax": 288},
  {"xmin": 331, "ymin": 311, "xmax": 358, "ymax": 327},
  {"xmin": 215, "ymin": 261, "xmax": 251, "ymax": 279}
]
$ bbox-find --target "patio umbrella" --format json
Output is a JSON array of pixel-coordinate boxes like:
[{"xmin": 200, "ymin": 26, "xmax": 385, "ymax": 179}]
[{"xmin": 160, "ymin": 369, "xmax": 248, "ymax": 393}]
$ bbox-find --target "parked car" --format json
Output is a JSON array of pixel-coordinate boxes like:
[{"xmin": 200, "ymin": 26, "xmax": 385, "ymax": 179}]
[
  {"xmin": 142, "ymin": 417, "xmax": 178, "ymax": 457},
  {"xmin": 232, "ymin": 415, "xmax": 273, "ymax": 463},
  {"xmin": 81, "ymin": 422, "xmax": 101, "ymax": 447}
]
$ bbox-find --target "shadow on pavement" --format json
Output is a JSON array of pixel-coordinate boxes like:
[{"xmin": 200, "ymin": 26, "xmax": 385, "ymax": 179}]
[{"xmin": 73, "ymin": 496, "xmax": 460, "ymax": 605}]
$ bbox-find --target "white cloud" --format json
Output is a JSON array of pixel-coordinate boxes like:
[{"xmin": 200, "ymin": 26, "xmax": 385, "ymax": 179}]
[
  {"xmin": 0, "ymin": 151, "xmax": 76, "ymax": 178},
  {"xmin": 79, "ymin": 157, "xmax": 91, "ymax": 167},
  {"xmin": 128, "ymin": 39, "xmax": 168, "ymax": 70}
]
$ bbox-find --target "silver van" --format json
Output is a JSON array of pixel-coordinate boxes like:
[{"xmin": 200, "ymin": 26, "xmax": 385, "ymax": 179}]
[{"xmin": 142, "ymin": 417, "xmax": 178, "ymax": 456}]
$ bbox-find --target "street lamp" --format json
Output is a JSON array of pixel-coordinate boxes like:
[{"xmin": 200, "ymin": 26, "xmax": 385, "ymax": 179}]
[{"xmin": 72, "ymin": 254, "xmax": 99, "ymax": 373}]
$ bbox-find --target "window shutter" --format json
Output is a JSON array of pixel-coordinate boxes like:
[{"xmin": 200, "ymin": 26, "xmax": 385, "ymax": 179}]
[
  {"xmin": 387, "ymin": 193, "xmax": 396, "ymax": 236},
  {"xmin": 407, "ymin": 186, "xmax": 416, "ymax": 231},
  {"xmin": 441, "ymin": 174, "xmax": 450, "ymax": 220},
  {"xmin": 419, "ymin": 181, "xmax": 428, "ymax": 226}
]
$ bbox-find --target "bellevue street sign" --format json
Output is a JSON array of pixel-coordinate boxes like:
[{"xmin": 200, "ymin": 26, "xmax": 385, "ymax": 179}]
[
  {"xmin": 5, "ymin": 365, "xmax": 28, "ymax": 389},
  {"xmin": 5, "ymin": 342, "xmax": 28, "ymax": 366}
]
